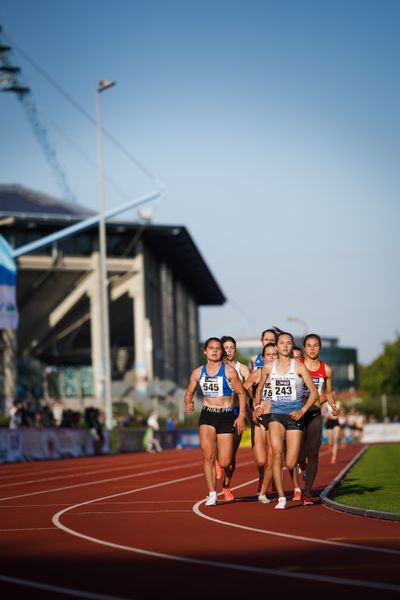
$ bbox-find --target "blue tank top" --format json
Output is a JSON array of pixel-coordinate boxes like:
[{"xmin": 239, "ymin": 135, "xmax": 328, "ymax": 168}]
[
  {"xmin": 199, "ymin": 363, "xmax": 233, "ymax": 398},
  {"xmin": 254, "ymin": 354, "xmax": 264, "ymax": 370}
]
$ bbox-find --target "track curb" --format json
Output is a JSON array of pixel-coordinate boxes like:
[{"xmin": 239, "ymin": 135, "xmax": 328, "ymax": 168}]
[{"xmin": 320, "ymin": 445, "xmax": 400, "ymax": 522}]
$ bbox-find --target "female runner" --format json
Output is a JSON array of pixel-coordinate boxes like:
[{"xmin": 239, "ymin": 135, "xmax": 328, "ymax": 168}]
[
  {"xmin": 255, "ymin": 332, "xmax": 318, "ymax": 510},
  {"xmin": 299, "ymin": 334, "xmax": 339, "ymax": 504},
  {"xmin": 323, "ymin": 394, "xmax": 341, "ymax": 464},
  {"xmin": 250, "ymin": 328, "xmax": 279, "ymax": 370},
  {"xmin": 184, "ymin": 337, "xmax": 246, "ymax": 506},
  {"xmin": 217, "ymin": 335, "xmax": 250, "ymax": 498},
  {"xmin": 247, "ymin": 328, "xmax": 279, "ymax": 490},
  {"xmin": 244, "ymin": 343, "xmax": 278, "ymax": 503}
]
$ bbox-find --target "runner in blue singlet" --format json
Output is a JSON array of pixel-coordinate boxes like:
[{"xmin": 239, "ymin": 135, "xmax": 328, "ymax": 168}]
[{"xmin": 184, "ymin": 337, "xmax": 246, "ymax": 507}]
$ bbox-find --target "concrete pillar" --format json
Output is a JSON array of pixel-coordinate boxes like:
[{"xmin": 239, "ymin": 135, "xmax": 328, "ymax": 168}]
[
  {"xmin": 160, "ymin": 262, "xmax": 175, "ymax": 381},
  {"xmin": 109, "ymin": 250, "xmax": 152, "ymax": 393},
  {"xmin": 88, "ymin": 253, "xmax": 104, "ymax": 406},
  {"xmin": 2, "ymin": 328, "xmax": 17, "ymax": 415},
  {"xmin": 131, "ymin": 248, "xmax": 150, "ymax": 393}
]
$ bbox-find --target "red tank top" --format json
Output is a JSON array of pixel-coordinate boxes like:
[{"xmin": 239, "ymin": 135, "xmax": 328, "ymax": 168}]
[{"xmin": 302, "ymin": 361, "xmax": 326, "ymax": 398}]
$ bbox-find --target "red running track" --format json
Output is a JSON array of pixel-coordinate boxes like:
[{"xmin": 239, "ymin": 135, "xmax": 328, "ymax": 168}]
[{"xmin": 0, "ymin": 444, "xmax": 399, "ymax": 599}]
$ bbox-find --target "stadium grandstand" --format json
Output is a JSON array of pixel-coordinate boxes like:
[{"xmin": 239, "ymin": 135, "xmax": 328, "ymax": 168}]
[{"xmin": 0, "ymin": 184, "xmax": 225, "ymax": 416}]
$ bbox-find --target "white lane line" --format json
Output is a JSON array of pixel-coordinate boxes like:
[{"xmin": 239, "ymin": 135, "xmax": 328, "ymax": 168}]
[
  {"xmin": 51, "ymin": 473, "xmax": 400, "ymax": 593},
  {"xmin": 0, "ymin": 574, "xmax": 130, "ymax": 600},
  {"xmin": 0, "ymin": 500, "xmax": 200, "ymax": 508},
  {"xmin": 0, "ymin": 455, "xmax": 195, "ymax": 488},
  {"xmin": 0, "ymin": 460, "xmax": 201, "ymax": 502},
  {"xmin": 0, "ymin": 527, "xmax": 57, "ymax": 531},
  {"xmin": 67, "ymin": 510, "xmax": 193, "ymax": 515},
  {"xmin": 192, "ymin": 479, "xmax": 400, "ymax": 556}
]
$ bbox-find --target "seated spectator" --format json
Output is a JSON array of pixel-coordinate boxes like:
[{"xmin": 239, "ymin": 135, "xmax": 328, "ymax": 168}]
[{"xmin": 9, "ymin": 399, "xmax": 22, "ymax": 430}]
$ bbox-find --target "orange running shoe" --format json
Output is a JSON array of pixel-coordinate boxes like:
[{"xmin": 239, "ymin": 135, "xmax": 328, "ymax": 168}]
[
  {"xmin": 292, "ymin": 489, "xmax": 302, "ymax": 501},
  {"xmin": 223, "ymin": 487, "xmax": 235, "ymax": 502},
  {"xmin": 215, "ymin": 459, "xmax": 223, "ymax": 480}
]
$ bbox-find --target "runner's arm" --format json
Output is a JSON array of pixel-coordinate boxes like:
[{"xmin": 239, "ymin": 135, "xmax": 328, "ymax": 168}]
[
  {"xmin": 226, "ymin": 366, "xmax": 246, "ymax": 434},
  {"xmin": 290, "ymin": 363, "xmax": 318, "ymax": 420},
  {"xmin": 184, "ymin": 368, "xmax": 200, "ymax": 413},
  {"xmin": 324, "ymin": 364, "xmax": 339, "ymax": 416}
]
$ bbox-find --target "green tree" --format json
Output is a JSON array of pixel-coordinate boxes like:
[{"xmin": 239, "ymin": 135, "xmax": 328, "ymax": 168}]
[
  {"xmin": 359, "ymin": 334, "xmax": 400, "ymax": 420},
  {"xmin": 360, "ymin": 334, "xmax": 400, "ymax": 396}
]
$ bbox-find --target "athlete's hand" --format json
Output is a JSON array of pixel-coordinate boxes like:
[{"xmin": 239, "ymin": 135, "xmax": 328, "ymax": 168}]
[
  {"xmin": 252, "ymin": 404, "xmax": 263, "ymax": 424},
  {"xmin": 331, "ymin": 404, "xmax": 340, "ymax": 417},
  {"xmin": 290, "ymin": 409, "xmax": 303, "ymax": 421},
  {"xmin": 234, "ymin": 414, "xmax": 246, "ymax": 434},
  {"xmin": 185, "ymin": 401, "xmax": 194, "ymax": 413}
]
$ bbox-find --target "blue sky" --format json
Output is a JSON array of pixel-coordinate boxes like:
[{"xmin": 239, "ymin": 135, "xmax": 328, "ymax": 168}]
[{"xmin": 1, "ymin": 0, "xmax": 399, "ymax": 365}]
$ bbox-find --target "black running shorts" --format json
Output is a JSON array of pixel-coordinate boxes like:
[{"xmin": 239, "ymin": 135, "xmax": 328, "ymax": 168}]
[
  {"xmin": 199, "ymin": 406, "xmax": 235, "ymax": 434},
  {"xmin": 325, "ymin": 418, "xmax": 340, "ymax": 430},
  {"xmin": 270, "ymin": 413, "xmax": 304, "ymax": 432},
  {"xmin": 258, "ymin": 414, "xmax": 271, "ymax": 430},
  {"xmin": 303, "ymin": 407, "xmax": 321, "ymax": 428}
]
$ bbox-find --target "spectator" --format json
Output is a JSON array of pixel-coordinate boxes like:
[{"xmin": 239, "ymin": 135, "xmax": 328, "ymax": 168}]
[
  {"xmin": 9, "ymin": 399, "xmax": 22, "ymax": 430},
  {"xmin": 41, "ymin": 404, "xmax": 54, "ymax": 427},
  {"xmin": 21, "ymin": 401, "xmax": 35, "ymax": 427},
  {"xmin": 33, "ymin": 411, "xmax": 43, "ymax": 429},
  {"xmin": 166, "ymin": 414, "xmax": 177, "ymax": 430},
  {"xmin": 144, "ymin": 410, "xmax": 162, "ymax": 453},
  {"xmin": 52, "ymin": 399, "xmax": 64, "ymax": 427}
]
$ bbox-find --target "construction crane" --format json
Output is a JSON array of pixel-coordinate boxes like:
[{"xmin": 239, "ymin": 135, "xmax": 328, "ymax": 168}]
[{"xmin": 0, "ymin": 26, "xmax": 75, "ymax": 203}]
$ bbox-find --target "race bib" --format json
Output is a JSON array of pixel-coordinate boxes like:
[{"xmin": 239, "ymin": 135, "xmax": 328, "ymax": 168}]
[
  {"xmin": 273, "ymin": 378, "xmax": 296, "ymax": 402},
  {"xmin": 303, "ymin": 375, "xmax": 324, "ymax": 397},
  {"xmin": 201, "ymin": 376, "xmax": 223, "ymax": 397},
  {"xmin": 261, "ymin": 383, "xmax": 272, "ymax": 401}
]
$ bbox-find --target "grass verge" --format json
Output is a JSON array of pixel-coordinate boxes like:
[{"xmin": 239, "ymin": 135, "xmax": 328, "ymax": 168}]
[{"xmin": 333, "ymin": 443, "xmax": 400, "ymax": 514}]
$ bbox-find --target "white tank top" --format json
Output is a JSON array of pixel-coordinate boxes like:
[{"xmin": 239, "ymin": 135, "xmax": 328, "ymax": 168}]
[
  {"xmin": 270, "ymin": 359, "xmax": 303, "ymax": 414},
  {"xmin": 234, "ymin": 361, "xmax": 244, "ymax": 382}
]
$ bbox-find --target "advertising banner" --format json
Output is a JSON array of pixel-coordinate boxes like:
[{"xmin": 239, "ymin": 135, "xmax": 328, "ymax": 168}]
[
  {"xmin": 0, "ymin": 430, "xmax": 22, "ymax": 462},
  {"xmin": 0, "ymin": 234, "xmax": 19, "ymax": 329},
  {"xmin": 362, "ymin": 423, "xmax": 400, "ymax": 443}
]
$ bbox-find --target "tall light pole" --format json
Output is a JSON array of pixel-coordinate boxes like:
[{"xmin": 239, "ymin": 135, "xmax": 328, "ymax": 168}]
[
  {"xmin": 96, "ymin": 80, "xmax": 115, "ymax": 430},
  {"xmin": 287, "ymin": 316, "xmax": 308, "ymax": 336}
]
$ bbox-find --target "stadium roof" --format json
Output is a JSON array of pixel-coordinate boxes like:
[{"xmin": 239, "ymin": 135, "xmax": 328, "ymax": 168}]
[
  {"xmin": 0, "ymin": 184, "xmax": 225, "ymax": 305},
  {"xmin": 0, "ymin": 184, "xmax": 94, "ymax": 220}
]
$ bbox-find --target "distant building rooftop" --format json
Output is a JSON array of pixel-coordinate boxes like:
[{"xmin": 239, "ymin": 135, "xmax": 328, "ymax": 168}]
[
  {"xmin": 0, "ymin": 184, "xmax": 94, "ymax": 220},
  {"xmin": 0, "ymin": 184, "xmax": 225, "ymax": 306}
]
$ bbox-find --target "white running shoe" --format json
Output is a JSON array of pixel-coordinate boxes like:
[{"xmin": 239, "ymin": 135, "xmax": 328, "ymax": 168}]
[
  {"xmin": 258, "ymin": 493, "xmax": 271, "ymax": 504},
  {"xmin": 205, "ymin": 491, "xmax": 218, "ymax": 506},
  {"xmin": 275, "ymin": 496, "xmax": 287, "ymax": 510}
]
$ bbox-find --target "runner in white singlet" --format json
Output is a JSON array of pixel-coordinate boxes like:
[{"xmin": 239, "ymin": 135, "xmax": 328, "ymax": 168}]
[{"xmin": 255, "ymin": 332, "xmax": 318, "ymax": 510}]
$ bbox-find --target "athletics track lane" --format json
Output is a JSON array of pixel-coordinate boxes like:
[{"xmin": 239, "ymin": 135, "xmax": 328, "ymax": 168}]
[{"xmin": 0, "ymin": 445, "xmax": 399, "ymax": 599}]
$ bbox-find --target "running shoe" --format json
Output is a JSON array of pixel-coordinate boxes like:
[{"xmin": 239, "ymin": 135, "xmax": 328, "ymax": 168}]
[
  {"xmin": 205, "ymin": 492, "xmax": 218, "ymax": 506},
  {"xmin": 292, "ymin": 489, "xmax": 302, "ymax": 501},
  {"xmin": 275, "ymin": 497, "xmax": 287, "ymax": 510},
  {"xmin": 223, "ymin": 487, "xmax": 235, "ymax": 502},
  {"xmin": 303, "ymin": 492, "xmax": 314, "ymax": 506},
  {"xmin": 215, "ymin": 460, "xmax": 223, "ymax": 480},
  {"xmin": 258, "ymin": 493, "xmax": 271, "ymax": 504}
]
